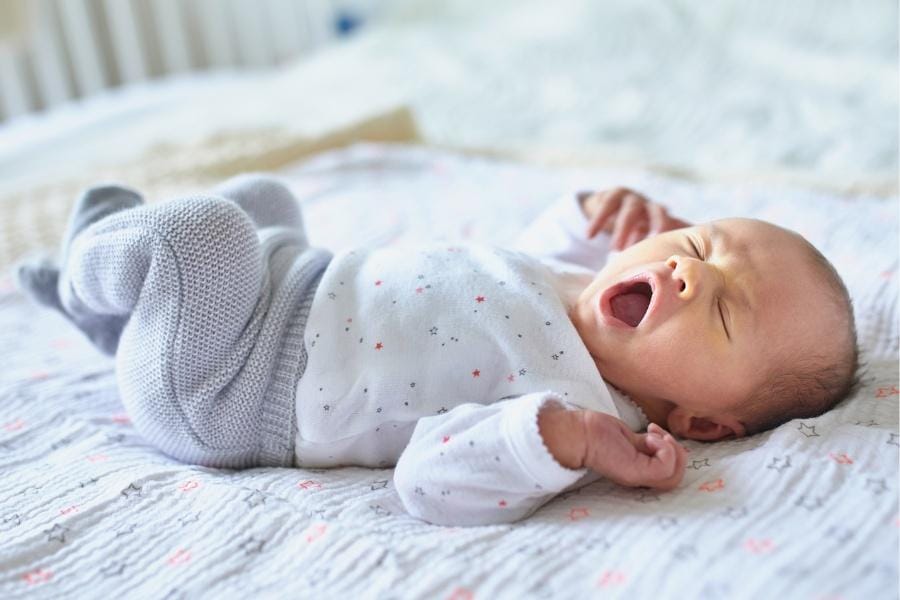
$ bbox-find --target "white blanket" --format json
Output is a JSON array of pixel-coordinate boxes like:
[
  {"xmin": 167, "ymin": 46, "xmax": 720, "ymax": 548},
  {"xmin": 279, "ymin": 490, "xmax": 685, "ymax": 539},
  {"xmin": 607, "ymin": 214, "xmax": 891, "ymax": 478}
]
[{"xmin": 0, "ymin": 143, "xmax": 897, "ymax": 599}]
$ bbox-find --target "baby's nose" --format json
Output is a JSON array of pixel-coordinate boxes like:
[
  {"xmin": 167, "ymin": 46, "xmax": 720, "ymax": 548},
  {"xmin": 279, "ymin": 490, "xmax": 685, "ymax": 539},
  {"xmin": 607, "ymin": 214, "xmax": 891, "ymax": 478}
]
[{"xmin": 666, "ymin": 255, "xmax": 698, "ymax": 298}]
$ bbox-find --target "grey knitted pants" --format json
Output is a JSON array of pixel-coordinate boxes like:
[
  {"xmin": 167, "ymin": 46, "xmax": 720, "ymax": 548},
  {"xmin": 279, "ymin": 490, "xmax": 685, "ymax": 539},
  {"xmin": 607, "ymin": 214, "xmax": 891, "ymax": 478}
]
[{"xmin": 39, "ymin": 175, "xmax": 331, "ymax": 468}]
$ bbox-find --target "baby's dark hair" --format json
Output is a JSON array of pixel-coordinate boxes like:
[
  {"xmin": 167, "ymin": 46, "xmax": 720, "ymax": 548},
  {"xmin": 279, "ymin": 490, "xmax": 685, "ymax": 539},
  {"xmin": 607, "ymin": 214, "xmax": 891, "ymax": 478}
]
[{"xmin": 738, "ymin": 237, "xmax": 861, "ymax": 436}]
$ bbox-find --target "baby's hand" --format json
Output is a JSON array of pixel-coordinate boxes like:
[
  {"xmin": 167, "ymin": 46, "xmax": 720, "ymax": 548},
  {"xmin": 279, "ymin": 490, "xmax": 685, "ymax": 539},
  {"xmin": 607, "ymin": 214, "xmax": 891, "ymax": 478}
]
[
  {"xmin": 578, "ymin": 187, "xmax": 690, "ymax": 250},
  {"xmin": 582, "ymin": 413, "xmax": 688, "ymax": 491}
]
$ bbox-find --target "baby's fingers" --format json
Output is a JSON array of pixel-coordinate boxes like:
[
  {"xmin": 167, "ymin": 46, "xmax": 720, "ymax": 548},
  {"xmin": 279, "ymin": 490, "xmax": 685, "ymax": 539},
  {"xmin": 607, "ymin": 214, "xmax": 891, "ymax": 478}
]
[
  {"xmin": 585, "ymin": 189, "xmax": 628, "ymax": 238},
  {"xmin": 610, "ymin": 195, "xmax": 647, "ymax": 250}
]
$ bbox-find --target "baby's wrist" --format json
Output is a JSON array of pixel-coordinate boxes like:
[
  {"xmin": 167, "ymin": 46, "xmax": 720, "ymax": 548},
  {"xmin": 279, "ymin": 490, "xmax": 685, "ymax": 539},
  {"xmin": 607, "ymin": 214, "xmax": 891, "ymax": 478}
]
[{"xmin": 537, "ymin": 406, "xmax": 587, "ymax": 470}]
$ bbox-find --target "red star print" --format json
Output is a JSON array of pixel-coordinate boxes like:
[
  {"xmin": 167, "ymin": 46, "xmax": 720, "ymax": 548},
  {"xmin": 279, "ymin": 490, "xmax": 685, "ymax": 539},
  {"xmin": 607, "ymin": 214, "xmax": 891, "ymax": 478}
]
[
  {"xmin": 698, "ymin": 478, "xmax": 725, "ymax": 492},
  {"xmin": 442, "ymin": 436, "xmax": 451, "ymax": 444},
  {"xmin": 346, "ymin": 318, "xmax": 353, "ymax": 323},
  {"xmin": 86, "ymin": 454, "xmax": 108, "ymax": 463},
  {"xmin": 743, "ymin": 538, "xmax": 775, "ymax": 554},
  {"xmin": 416, "ymin": 287, "xmax": 424, "ymax": 294},
  {"xmin": 178, "ymin": 480, "xmax": 200, "ymax": 492},
  {"xmin": 568, "ymin": 507, "xmax": 590, "ymax": 521},
  {"xmin": 167, "ymin": 549, "xmax": 192, "ymax": 566},
  {"xmin": 446, "ymin": 588, "xmax": 473, "ymax": 600},
  {"xmin": 875, "ymin": 386, "xmax": 899, "ymax": 398},
  {"xmin": 475, "ymin": 295, "xmax": 485, "ymax": 303},
  {"xmin": 111, "ymin": 414, "xmax": 130, "ymax": 424},
  {"xmin": 297, "ymin": 480, "xmax": 322, "ymax": 491},
  {"xmin": 375, "ymin": 342, "xmax": 384, "ymax": 350},
  {"xmin": 498, "ymin": 499, "xmax": 508, "ymax": 507},
  {"xmin": 3, "ymin": 419, "xmax": 25, "ymax": 431},
  {"xmin": 506, "ymin": 374, "xmax": 515, "ymax": 382},
  {"xmin": 375, "ymin": 280, "xmax": 383, "ymax": 286},
  {"xmin": 828, "ymin": 452, "xmax": 853, "ymax": 464},
  {"xmin": 22, "ymin": 568, "xmax": 52, "ymax": 585},
  {"xmin": 472, "ymin": 369, "xmax": 481, "ymax": 377},
  {"xmin": 59, "ymin": 505, "xmax": 79, "ymax": 515},
  {"xmin": 596, "ymin": 570, "xmax": 626, "ymax": 588},
  {"xmin": 305, "ymin": 523, "xmax": 327, "ymax": 543}
]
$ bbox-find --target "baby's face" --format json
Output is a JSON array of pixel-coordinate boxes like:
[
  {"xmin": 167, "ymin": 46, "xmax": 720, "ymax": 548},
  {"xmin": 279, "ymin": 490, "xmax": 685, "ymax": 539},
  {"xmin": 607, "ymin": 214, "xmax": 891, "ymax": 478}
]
[{"xmin": 570, "ymin": 218, "xmax": 836, "ymax": 439}]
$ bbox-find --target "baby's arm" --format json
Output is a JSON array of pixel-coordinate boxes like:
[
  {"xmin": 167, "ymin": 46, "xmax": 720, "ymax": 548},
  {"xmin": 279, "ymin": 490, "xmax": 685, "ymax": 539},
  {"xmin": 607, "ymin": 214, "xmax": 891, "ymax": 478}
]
[
  {"xmin": 394, "ymin": 393, "xmax": 589, "ymax": 526},
  {"xmin": 513, "ymin": 187, "xmax": 690, "ymax": 269},
  {"xmin": 538, "ymin": 403, "xmax": 688, "ymax": 491},
  {"xmin": 394, "ymin": 394, "xmax": 687, "ymax": 526}
]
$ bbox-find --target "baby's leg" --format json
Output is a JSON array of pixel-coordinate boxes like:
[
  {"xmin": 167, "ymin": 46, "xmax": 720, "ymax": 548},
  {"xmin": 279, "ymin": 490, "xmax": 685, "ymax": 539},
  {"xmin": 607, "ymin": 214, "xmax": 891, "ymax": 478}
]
[
  {"xmin": 55, "ymin": 195, "xmax": 288, "ymax": 467},
  {"xmin": 212, "ymin": 173, "xmax": 306, "ymax": 239}
]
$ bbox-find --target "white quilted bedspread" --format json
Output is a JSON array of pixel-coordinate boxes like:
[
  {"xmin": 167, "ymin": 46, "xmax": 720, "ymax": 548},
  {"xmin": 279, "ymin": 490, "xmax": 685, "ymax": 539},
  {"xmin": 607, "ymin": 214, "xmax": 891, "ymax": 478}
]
[{"xmin": 0, "ymin": 144, "xmax": 897, "ymax": 599}]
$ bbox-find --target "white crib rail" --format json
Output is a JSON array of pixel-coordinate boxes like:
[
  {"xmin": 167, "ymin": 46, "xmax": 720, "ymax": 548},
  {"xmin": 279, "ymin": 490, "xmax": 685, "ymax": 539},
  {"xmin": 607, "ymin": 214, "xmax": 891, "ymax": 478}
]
[{"xmin": 0, "ymin": 0, "xmax": 337, "ymax": 122}]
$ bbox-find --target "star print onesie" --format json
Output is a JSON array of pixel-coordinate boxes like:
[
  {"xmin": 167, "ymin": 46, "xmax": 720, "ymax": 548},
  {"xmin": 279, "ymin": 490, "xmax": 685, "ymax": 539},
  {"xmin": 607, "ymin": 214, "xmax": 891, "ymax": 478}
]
[
  {"xmin": 297, "ymin": 191, "xmax": 649, "ymax": 525},
  {"xmin": 17, "ymin": 174, "xmax": 647, "ymax": 527}
]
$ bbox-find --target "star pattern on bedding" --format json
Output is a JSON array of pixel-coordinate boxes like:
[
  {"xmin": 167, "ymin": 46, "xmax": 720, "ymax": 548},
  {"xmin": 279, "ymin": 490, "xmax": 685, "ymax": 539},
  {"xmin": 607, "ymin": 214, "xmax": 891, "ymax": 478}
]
[
  {"xmin": 244, "ymin": 490, "xmax": 267, "ymax": 508},
  {"xmin": 864, "ymin": 478, "xmax": 888, "ymax": 495},
  {"xmin": 240, "ymin": 536, "xmax": 266, "ymax": 555},
  {"xmin": 672, "ymin": 544, "xmax": 698, "ymax": 561},
  {"xmin": 825, "ymin": 526, "xmax": 855, "ymax": 544},
  {"xmin": 722, "ymin": 506, "xmax": 748, "ymax": 519},
  {"xmin": 179, "ymin": 512, "xmax": 200, "ymax": 527},
  {"xmin": 370, "ymin": 479, "xmax": 389, "ymax": 490},
  {"xmin": 2, "ymin": 513, "xmax": 21, "ymax": 529},
  {"xmin": 797, "ymin": 423, "xmax": 820, "ymax": 437},
  {"xmin": 766, "ymin": 456, "xmax": 791, "ymax": 472},
  {"xmin": 687, "ymin": 458, "xmax": 711, "ymax": 470},
  {"xmin": 100, "ymin": 561, "xmax": 127, "ymax": 577},
  {"xmin": 44, "ymin": 523, "xmax": 68, "ymax": 543},
  {"xmin": 795, "ymin": 495, "xmax": 824, "ymax": 511},
  {"xmin": 120, "ymin": 483, "xmax": 142, "ymax": 499}
]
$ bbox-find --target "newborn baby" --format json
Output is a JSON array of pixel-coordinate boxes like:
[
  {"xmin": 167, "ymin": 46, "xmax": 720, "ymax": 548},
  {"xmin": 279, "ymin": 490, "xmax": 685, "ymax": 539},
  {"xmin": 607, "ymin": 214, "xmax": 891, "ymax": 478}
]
[{"xmin": 15, "ymin": 175, "xmax": 859, "ymax": 526}]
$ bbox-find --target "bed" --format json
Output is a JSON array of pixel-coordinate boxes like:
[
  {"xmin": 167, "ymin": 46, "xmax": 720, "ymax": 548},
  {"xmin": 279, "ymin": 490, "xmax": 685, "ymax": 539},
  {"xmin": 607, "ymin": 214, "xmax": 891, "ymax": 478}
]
[{"xmin": 1, "ymin": 1, "xmax": 897, "ymax": 598}]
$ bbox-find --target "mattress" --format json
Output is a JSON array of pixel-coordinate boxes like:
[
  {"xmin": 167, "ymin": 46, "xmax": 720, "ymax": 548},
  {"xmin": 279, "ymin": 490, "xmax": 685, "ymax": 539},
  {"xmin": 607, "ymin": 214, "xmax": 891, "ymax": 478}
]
[{"xmin": 0, "ymin": 143, "xmax": 896, "ymax": 599}]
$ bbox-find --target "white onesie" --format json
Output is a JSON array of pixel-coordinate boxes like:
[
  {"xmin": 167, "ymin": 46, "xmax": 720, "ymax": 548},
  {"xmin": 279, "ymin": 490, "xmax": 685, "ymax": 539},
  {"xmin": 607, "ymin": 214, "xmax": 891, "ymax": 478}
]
[{"xmin": 295, "ymin": 193, "xmax": 649, "ymax": 525}]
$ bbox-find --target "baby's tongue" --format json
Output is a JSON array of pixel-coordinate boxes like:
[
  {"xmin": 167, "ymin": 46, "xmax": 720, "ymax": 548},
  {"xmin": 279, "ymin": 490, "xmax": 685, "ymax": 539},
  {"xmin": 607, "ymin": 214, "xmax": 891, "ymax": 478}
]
[{"xmin": 610, "ymin": 292, "xmax": 650, "ymax": 327}]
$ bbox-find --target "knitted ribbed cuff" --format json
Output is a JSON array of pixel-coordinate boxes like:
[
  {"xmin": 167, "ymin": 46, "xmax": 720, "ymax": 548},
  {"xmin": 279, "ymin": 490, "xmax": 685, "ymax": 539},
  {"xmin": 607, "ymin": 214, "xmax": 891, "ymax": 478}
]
[{"xmin": 258, "ymin": 247, "xmax": 331, "ymax": 467}]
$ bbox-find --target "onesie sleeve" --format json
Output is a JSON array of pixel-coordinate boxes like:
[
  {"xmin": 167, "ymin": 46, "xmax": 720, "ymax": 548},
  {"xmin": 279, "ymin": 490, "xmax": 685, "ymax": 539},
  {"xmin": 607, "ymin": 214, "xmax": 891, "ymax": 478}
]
[
  {"xmin": 511, "ymin": 191, "xmax": 613, "ymax": 271},
  {"xmin": 394, "ymin": 391, "xmax": 594, "ymax": 526}
]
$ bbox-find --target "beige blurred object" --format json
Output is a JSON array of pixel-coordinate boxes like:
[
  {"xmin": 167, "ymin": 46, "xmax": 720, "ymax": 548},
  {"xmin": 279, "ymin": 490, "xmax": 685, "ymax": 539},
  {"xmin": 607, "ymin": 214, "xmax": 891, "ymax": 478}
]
[
  {"xmin": 0, "ymin": 0, "xmax": 30, "ymax": 44},
  {"xmin": 0, "ymin": 105, "xmax": 419, "ymax": 278}
]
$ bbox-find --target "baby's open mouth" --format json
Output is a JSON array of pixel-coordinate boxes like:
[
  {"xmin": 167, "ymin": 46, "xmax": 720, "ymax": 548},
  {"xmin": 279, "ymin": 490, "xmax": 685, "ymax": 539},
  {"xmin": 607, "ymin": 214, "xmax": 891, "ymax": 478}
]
[{"xmin": 609, "ymin": 281, "xmax": 653, "ymax": 327}]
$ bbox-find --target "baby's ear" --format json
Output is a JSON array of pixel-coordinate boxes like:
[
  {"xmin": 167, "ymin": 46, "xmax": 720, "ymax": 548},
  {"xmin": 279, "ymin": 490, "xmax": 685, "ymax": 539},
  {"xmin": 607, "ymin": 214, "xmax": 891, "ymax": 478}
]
[{"xmin": 666, "ymin": 407, "xmax": 746, "ymax": 442}]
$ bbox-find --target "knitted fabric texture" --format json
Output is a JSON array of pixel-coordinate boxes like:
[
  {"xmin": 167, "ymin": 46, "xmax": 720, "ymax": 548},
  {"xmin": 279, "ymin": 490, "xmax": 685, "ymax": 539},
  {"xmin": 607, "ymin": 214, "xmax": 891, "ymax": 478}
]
[{"xmin": 59, "ymin": 180, "xmax": 330, "ymax": 468}]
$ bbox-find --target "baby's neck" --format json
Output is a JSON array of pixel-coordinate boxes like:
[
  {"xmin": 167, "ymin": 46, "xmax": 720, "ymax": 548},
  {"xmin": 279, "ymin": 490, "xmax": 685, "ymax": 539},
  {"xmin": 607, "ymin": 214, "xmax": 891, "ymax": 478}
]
[{"xmin": 611, "ymin": 385, "xmax": 672, "ymax": 429}]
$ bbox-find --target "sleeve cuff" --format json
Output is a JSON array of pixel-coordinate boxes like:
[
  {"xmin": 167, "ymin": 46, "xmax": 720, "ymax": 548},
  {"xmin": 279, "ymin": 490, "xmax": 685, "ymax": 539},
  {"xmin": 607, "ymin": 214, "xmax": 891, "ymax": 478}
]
[{"xmin": 501, "ymin": 392, "xmax": 587, "ymax": 491}]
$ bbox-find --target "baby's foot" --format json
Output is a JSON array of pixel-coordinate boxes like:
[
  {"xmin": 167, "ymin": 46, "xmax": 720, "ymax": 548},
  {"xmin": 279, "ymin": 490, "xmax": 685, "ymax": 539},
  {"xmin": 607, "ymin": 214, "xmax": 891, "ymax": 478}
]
[{"xmin": 15, "ymin": 185, "xmax": 142, "ymax": 355}]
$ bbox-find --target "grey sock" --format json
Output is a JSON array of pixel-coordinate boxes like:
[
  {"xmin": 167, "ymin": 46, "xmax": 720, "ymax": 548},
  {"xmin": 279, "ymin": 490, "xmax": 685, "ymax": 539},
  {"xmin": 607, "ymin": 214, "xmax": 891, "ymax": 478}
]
[{"xmin": 16, "ymin": 184, "xmax": 143, "ymax": 355}]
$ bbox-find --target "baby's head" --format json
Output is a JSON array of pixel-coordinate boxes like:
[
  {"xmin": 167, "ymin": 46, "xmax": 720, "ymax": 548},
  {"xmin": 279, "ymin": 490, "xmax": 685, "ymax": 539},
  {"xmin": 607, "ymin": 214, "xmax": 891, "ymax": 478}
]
[{"xmin": 570, "ymin": 217, "xmax": 859, "ymax": 440}]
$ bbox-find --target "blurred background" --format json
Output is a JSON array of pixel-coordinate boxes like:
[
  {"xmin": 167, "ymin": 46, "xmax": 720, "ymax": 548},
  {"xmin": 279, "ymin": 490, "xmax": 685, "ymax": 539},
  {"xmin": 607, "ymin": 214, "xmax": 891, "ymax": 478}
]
[{"xmin": 0, "ymin": 0, "xmax": 896, "ymax": 196}]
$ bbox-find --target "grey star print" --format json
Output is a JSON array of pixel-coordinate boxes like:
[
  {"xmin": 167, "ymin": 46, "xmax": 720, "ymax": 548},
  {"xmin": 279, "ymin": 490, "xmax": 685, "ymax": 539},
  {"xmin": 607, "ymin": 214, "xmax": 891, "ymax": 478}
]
[
  {"xmin": 240, "ymin": 536, "xmax": 266, "ymax": 555},
  {"xmin": 121, "ymin": 483, "xmax": 142, "ymax": 499},
  {"xmin": 865, "ymin": 478, "xmax": 888, "ymax": 495},
  {"xmin": 101, "ymin": 562, "xmax": 127, "ymax": 577},
  {"xmin": 370, "ymin": 480, "xmax": 389, "ymax": 490},
  {"xmin": 795, "ymin": 495, "xmax": 823, "ymax": 511},
  {"xmin": 688, "ymin": 458, "xmax": 711, "ymax": 470},
  {"xmin": 797, "ymin": 423, "xmax": 820, "ymax": 437},
  {"xmin": 44, "ymin": 523, "xmax": 68, "ymax": 543},
  {"xmin": 766, "ymin": 456, "xmax": 791, "ymax": 472},
  {"xmin": 244, "ymin": 490, "xmax": 266, "ymax": 508}
]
